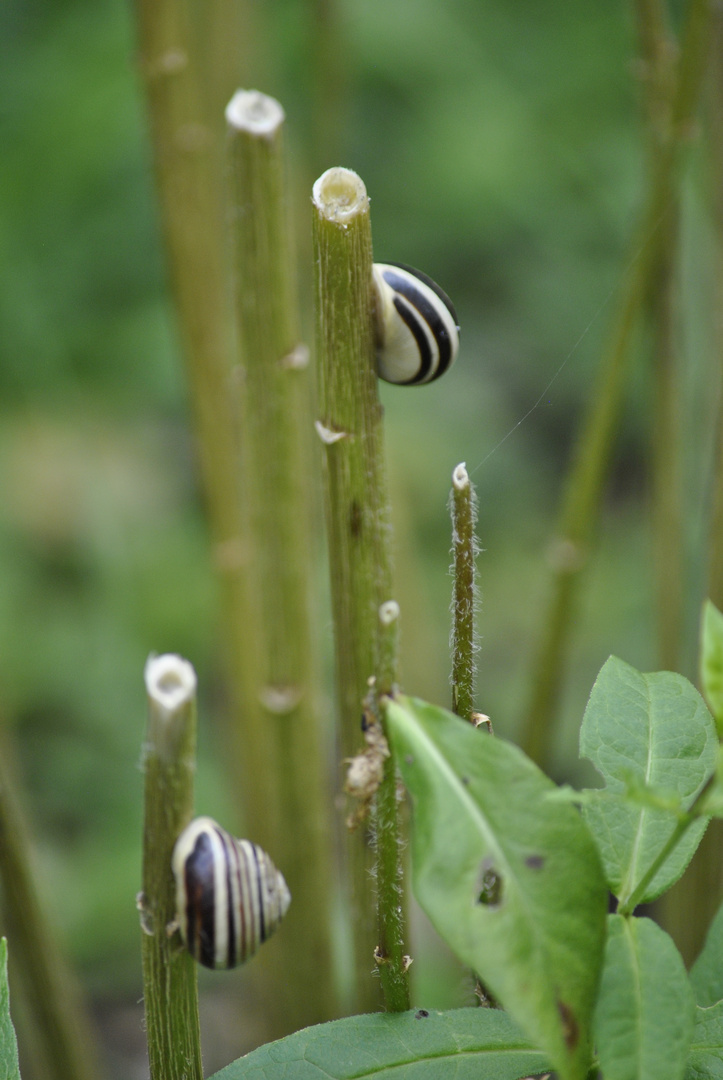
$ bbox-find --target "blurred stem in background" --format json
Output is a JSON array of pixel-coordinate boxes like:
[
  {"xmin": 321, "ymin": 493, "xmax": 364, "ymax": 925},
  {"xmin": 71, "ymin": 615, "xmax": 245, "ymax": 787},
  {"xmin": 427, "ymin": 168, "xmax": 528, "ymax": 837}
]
[
  {"xmin": 135, "ymin": 0, "xmax": 341, "ymax": 1039},
  {"xmin": 0, "ymin": 727, "xmax": 101, "ymax": 1080},
  {"xmin": 313, "ymin": 167, "xmax": 408, "ymax": 1013},
  {"xmin": 519, "ymin": 0, "xmax": 714, "ymax": 772},
  {"xmin": 660, "ymin": 1, "xmax": 723, "ymax": 968},
  {"xmin": 707, "ymin": 6, "xmax": 723, "ymax": 612},
  {"xmin": 140, "ymin": 655, "xmax": 202, "ymax": 1080},
  {"xmin": 635, "ymin": 0, "xmax": 683, "ymax": 674},
  {"xmin": 225, "ymin": 90, "xmax": 338, "ymax": 1031}
]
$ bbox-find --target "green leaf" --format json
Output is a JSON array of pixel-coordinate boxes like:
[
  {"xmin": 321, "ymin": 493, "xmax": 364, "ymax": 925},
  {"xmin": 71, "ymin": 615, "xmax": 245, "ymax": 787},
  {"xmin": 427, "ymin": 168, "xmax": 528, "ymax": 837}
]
[
  {"xmin": 594, "ymin": 914, "xmax": 695, "ymax": 1080},
  {"xmin": 685, "ymin": 1002, "xmax": 723, "ymax": 1079},
  {"xmin": 385, "ymin": 694, "xmax": 607, "ymax": 1080},
  {"xmin": 580, "ymin": 657, "xmax": 717, "ymax": 906},
  {"xmin": 701, "ymin": 601, "xmax": 723, "ymax": 737},
  {"xmin": 691, "ymin": 899, "xmax": 723, "ymax": 1007},
  {"xmin": 207, "ymin": 1007, "xmax": 552, "ymax": 1080},
  {"xmin": 0, "ymin": 940, "xmax": 21, "ymax": 1080}
]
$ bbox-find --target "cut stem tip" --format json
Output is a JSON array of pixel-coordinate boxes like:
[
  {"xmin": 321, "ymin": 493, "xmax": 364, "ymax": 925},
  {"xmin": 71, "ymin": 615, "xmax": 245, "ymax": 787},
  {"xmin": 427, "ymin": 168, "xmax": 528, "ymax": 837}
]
[
  {"xmin": 312, "ymin": 167, "xmax": 369, "ymax": 224},
  {"xmin": 144, "ymin": 654, "xmax": 197, "ymax": 714},
  {"xmin": 225, "ymin": 89, "xmax": 285, "ymax": 137},
  {"xmin": 452, "ymin": 462, "xmax": 469, "ymax": 490}
]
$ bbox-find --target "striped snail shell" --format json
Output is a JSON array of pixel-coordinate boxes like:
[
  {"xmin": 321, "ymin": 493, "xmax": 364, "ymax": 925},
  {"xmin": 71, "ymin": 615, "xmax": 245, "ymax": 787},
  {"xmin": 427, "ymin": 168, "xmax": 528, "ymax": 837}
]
[
  {"xmin": 172, "ymin": 816, "xmax": 291, "ymax": 970},
  {"xmin": 372, "ymin": 262, "xmax": 460, "ymax": 385}
]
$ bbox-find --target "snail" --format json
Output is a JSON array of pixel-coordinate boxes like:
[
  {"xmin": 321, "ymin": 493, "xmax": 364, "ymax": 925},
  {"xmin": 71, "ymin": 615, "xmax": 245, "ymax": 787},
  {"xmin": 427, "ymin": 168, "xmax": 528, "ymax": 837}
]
[
  {"xmin": 372, "ymin": 262, "xmax": 460, "ymax": 385},
  {"xmin": 172, "ymin": 816, "xmax": 291, "ymax": 969}
]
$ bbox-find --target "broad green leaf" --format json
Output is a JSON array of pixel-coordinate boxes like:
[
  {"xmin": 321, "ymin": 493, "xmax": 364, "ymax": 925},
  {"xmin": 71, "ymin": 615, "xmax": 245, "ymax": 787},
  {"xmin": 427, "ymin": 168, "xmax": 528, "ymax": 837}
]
[
  {"xmin": 594, "ymin": 914, "xmax": 695, "ymax": 1080},
  {"xmin": 691, "ymin": 899, "xmax": 723, "ymax": 1007},
  {"xmin": 207, "ymin": 1007, "xmax": 552, "ymax": 1080},
  {"xmin": 385, "ymin": 695, "xmax": 607, "ymax": 1080},
  {"xmin": 0, "ymin": 940, "xmax": 20, "ymax": 1080},
  {"xmin": 685, "ymin": 1002, "xmax": 723, "ymax": 1079},
  {"xmin": 580, "ymin": 657, "xmax": 717, "ymax": 906}
]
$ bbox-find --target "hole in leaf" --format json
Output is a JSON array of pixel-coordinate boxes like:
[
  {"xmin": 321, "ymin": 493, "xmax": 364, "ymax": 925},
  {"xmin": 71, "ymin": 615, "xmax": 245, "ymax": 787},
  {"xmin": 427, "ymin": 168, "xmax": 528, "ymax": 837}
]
[{"xmin": 475, "ymin": 859, "xmax": 502, "ymax": 907}]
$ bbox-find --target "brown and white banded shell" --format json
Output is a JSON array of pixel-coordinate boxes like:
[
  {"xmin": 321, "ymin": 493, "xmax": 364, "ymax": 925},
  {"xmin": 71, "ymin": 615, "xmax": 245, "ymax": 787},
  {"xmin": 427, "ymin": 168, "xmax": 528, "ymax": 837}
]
[
  {"xmin": 372, "ymin": 262, "xmax": 460, "ymax": 385},
  {"xmin": 172, "ymin": 816, "xmax": 291, "ymax": 969}
]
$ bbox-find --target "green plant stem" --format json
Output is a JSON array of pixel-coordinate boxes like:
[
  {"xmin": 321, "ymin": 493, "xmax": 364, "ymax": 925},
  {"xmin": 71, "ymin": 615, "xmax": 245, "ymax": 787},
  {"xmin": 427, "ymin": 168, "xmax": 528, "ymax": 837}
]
[
  {"xmin": 707, "ymin": 8, "xmax": 723, "ymax": 610},
  {"xmin": 225, "ymin": 90, "xmax": 338, "ymax": 1029},
  {"xmin": 450, "ymin": 462, "xmax": 478, "ymax": 722},
  {"xmin": 635, "ymin": 0, "xmax": 684, "ymax": 673},
  {"xmin": 620, "ymin": 816, "xmax": 694, "ymax": 916},
  {"xmin": 140, "ymin": 655, "xmax": 202, "ymax": 1080},
  {"xmin": 134, "ymin": 0, "xmax": 243, "ymax": 568},
  {"xmin": 375, "ymin": 602, "xmax": 410, "ymax": 1012},
  {"xmin": 378, "ymin": 601, "xmax": 401, "ymax": 698},
  {"xmin": 520, "ymin": 0, "xmax": 714, "ymax": 769},
  {"xmin": 0, "ymin": 730, "xmax": 100, "ymax": 1080},
  {"xmin": 313, "ymin": 167, "xmax": 409, "ymax": 1012},
  {"xmin": 620, "ymin": 769, "xmax": 716, "ymax": 916}
]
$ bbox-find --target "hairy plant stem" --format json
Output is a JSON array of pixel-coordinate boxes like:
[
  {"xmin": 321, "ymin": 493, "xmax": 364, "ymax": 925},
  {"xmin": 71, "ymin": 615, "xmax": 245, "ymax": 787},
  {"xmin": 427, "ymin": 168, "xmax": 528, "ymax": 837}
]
[
  {"xmin": 313, "ymin": 167, "xmax": 409, "ymax": 1012},
  {"xmin": 225, "ymin": 90, "xmax": 338, "ymax": 1029},
  {"xmin": 140, "ymin": 655, "xmax": 202, "ymax": 1080},
  {"xmin": 520, "ymin": 0, "xmax": 715, "ymax": 769},
  {"xmin": 0, "ymin": 730, "xmax": 100, "ymax": 1080},
  {"xmin": 450, "ymin": 463, "xmax": 479, "ymax": 722}
]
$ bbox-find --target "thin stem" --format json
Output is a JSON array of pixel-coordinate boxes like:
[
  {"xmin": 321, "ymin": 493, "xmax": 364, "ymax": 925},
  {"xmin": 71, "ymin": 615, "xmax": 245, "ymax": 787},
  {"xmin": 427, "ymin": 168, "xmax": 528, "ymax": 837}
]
[
  {"xmin": 225, "ymin": 90, "xmax": 338, "ymax": 1029},
  {"xmin": 619, "ymin": 770, "xmax": 716, "ymax": 916},
  {"xmin": 313, "ymin": 167, "xmax": 409, "ymax": 1012},
  {"xmin": 619, "ymin": 816, "xmax": 693, "ymax": 916},
  {"xmin": 520, "ymin": 0, "xmax": 714, "ymax": 768},
  {"xmin": 450, "ymin": 462, "xmax": 479, "ymax": 722},
  {"xmin": 140, "ymin": 655, "xmax": 202, "ymax": 1080},
  {"xmin": 375, "ymin": 602, "xmax": 410, "ymax": 1012},
  {"xmin": 378, "ymin": 601, "xmax": 401, "ymax": 698},
  {"xmin": 0, "ymin": 730, "xmax": 100, "ymax": 1080}
]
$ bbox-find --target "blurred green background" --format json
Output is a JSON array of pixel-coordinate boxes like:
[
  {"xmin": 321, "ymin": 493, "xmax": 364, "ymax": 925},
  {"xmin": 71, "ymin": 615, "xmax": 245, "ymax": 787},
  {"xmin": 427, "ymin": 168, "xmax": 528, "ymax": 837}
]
[{"xmin": 1, "ymin": 0, "xmax": 720, "ymax": 1075}]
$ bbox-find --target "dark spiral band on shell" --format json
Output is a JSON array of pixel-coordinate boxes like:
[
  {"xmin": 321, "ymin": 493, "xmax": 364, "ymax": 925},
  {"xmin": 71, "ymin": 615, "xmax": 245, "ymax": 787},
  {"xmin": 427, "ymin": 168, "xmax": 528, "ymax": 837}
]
[
  {"xmin": 172, "ymin": 816, "xmax": 291, "ymax": 969},
  {"xmin": 372, "ymin": 262, "xmax": 460, "ymax": 385}
]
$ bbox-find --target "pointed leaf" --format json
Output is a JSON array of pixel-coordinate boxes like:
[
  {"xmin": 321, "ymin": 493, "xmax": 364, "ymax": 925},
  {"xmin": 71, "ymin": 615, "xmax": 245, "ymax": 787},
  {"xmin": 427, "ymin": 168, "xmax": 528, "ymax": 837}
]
[
  {"xmin": 594, "ymin": 914, "xmax": 695, "ymax": 1080},
  {"xmin": 385, "ymin": 694, "xmax": 607, "ymax": 1080},
  {"xmin": 685, "ymin": 1002, "xmax": 723, "ymax": 1079},
  {"xmin": 0, "ymin": 940, "xmax": 20, "ymax": 1080},
  {"xmin": 207, "ymin": 1007, "xmax": 552, "ymax": 1080},
  {"xmin": 691, "ymin": 899, "xmax": 723, "ymax": 1007},
  {"xmin": 580, "ymin": 657, "xmax": 717, "ymax": 906},
  {"xmin": 701, "ymin": 601, "xmax": 723, "ymax": 738}
]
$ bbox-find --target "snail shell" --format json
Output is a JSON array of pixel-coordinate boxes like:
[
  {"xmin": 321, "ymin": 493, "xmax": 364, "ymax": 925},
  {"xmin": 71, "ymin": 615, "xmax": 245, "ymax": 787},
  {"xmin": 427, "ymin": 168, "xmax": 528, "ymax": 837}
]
[
  {"xmin": 172, "ymin": 816, "xmax": 291, "ymax": 969},
  {"xmin": 372, "ymin": 262, "xmax": 460, "ymax": 385}
]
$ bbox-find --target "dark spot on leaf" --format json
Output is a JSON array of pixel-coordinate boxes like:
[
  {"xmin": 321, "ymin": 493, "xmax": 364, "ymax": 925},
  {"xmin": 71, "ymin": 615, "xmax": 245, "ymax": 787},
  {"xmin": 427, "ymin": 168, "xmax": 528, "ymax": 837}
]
[
  {"xmin": 405, "ymin": 754, "xmax": 414, "ymax": 766},
  {"xmin": 557, "ymin": 999, "xmax": 579, "ymax": 1050},
  {"xmin": 476, "ymin": 859, "xmax": 502, "ymax": 907},
  {"xmin": 525, "ymin": 854, "xmax": 545, "ymax": 870},
  {"xmin": 415, "ymin": 1009, "xmax": 429, "ymax": 1019},
  {"xmin": 461, "ymin": 776, "xmax": 470, "ymax": 785},
  {"xmin": 350, "ymin": 500, "xmax": 362, "ymax": 538}
]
